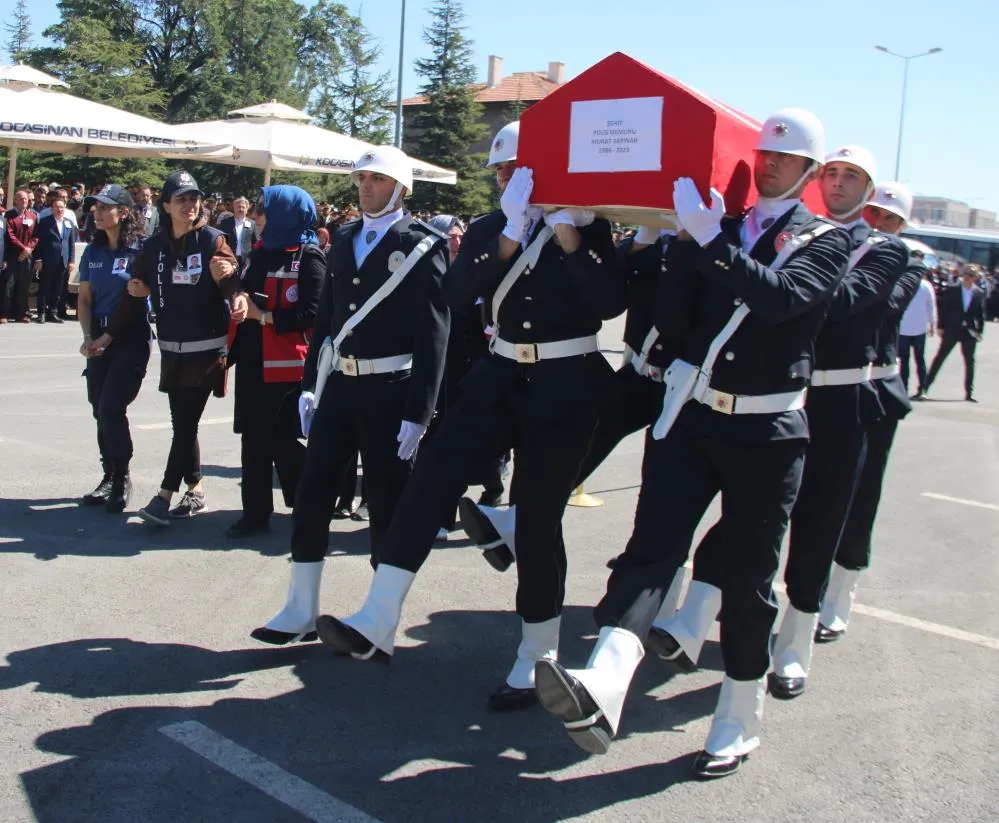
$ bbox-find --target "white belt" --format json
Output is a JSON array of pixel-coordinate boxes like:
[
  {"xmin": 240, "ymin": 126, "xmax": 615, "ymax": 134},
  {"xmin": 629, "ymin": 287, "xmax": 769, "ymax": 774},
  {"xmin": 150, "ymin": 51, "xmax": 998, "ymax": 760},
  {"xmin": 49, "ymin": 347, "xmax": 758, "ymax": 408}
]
[
  {"xmin": 158, "ymin": 335, "xmax": 228, "ymax": 354},
  {"xmin": 694, "ymin": 385, "xmax": 807, "ymax": 415},
  {"xmin": 626, "ymin": 349, "xmax": 664, "ymax": 383},
  {"xmin": 490, "ymin": 334, "xmax": 598, "ymax": 364},
  {"xmin": 811, "ymin": 365, "xmax": 873, "ymax": 387},
  {"xmin": 870, "ymin": 362, "xmax": 901, "ymax": 381},
  {"xmin": 334, "ymin": 353, "xmax": 413, "ymax": 377}
]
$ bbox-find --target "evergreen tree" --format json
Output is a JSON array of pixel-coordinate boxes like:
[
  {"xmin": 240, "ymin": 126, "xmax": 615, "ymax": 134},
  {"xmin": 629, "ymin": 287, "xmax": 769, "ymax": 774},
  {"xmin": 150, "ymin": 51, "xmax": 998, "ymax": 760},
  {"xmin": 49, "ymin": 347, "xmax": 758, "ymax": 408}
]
[
  {"xmin": 405, "ymin": 0, "xmax": 491, "ymax": 215},
  {"xmin": 4, "ymin": 0, "xmax": 32, "ymax": 61}
]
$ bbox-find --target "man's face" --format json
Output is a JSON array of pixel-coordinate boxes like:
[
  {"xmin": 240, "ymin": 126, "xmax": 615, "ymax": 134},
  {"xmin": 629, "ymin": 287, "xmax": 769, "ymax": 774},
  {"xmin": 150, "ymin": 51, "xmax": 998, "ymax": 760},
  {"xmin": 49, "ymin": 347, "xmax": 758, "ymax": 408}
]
[
  {"xmin": 494, "ymin": 161, "xmax": 516, "ymax": 192},
  {"xmin": 820, "ymin": 162, "xmax": 869, "ymax": 217},
  {"xmin": 447, "ymin": 225, "xmax": 464, "ymax": 261},
  {"xmin": 356, "ymin": 171, "xmax": 400, "ymax": 215},
  {"xmin": 134, "ymin": 187, "xmax": 151, "ymax": 207},
  {"xmin": 753, "ymin": 151, "xmax": 812, "ymax": 199},
  {"xmin": 961, "ymin": 270, "xmax": 977, "ymax": 288},
  {"xmin": 51, "ymin": 198, "xmax": 67, "ymax": 218},
  {"xmin": 233, "ymin": 199, "xmax": 248, "ymax": 219},
  {"xmin": 862, "ymin": 204, "xmax": 904, "ymax": 235},
  {"xmin": 13, "ymin": 190, "xmax": 29, "ymax": 211}
]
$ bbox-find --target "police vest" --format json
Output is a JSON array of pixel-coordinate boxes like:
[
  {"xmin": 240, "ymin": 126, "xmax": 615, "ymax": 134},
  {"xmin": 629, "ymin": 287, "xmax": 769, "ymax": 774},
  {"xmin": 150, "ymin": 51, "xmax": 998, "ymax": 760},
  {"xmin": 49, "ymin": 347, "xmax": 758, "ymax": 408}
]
[{"xmin": 151, "ymin": 226, "xmax": 230, "ymax": 355}]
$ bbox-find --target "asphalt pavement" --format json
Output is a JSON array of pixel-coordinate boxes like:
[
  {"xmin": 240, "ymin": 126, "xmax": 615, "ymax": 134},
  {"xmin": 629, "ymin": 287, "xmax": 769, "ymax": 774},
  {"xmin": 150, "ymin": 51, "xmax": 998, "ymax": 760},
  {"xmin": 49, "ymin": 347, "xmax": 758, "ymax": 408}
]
[{"xmin": 1, "ymin": 315, "xmax": 997, "ymax": 823}]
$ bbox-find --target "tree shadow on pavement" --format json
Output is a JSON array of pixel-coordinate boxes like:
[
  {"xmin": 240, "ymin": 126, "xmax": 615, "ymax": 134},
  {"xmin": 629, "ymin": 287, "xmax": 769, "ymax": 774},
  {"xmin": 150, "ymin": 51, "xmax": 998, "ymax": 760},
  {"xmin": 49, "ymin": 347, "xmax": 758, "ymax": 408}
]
[{"xmin": 12, "ymin": 607, "xmax": 722, "ymax": 822}]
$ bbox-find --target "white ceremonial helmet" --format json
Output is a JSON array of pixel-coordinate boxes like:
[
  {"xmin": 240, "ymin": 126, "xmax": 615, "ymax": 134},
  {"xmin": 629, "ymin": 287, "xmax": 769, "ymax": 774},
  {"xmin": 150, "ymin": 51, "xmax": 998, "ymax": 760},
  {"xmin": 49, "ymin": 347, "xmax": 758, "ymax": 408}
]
[
  {"xmin": 756, "ymin": 108, "xmax": 826, "ymax": 164},
  {"xmin": 351, "ymin": 145, "xmax": 413, "ymax": 196},
  {"xmin": 824, "ymin": 145, "xmax": 878, "ymax": 186},
  {"xmin": 866, "ymin": 181, "xmax": 913, "ymax": 223},
  {"xmin": 486, "ymin": 121, "xmax": 519, "ymax": 169}
]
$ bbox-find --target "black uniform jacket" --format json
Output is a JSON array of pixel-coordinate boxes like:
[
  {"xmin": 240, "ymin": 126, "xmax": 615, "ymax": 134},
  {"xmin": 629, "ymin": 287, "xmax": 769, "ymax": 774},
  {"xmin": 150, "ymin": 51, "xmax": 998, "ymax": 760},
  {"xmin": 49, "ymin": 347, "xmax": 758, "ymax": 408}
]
[
  {"xmin": 656, "ymin": 204, "xmax": 851, "ymax": 442},
  {"xmin": 937, "ymin": 283, "xmax": 986, "ymax": 339},
  {"xmin": 875, "ymin": 254, "xmax": 925, "ymax": 420},
  {"xmin": 618, "ymin": 234, "xmax": 681, "ymax": 370},
  {"xmin": 302, "ymin": 214, "xmax": 450, "ymax": 428}
]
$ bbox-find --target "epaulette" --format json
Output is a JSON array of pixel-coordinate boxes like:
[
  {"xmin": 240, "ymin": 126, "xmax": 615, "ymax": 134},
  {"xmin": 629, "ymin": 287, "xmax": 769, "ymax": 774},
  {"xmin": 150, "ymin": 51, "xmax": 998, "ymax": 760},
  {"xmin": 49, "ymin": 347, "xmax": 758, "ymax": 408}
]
[{"xmin": 413, "ymin": 218, "xmax": 449, "ymax": 241}]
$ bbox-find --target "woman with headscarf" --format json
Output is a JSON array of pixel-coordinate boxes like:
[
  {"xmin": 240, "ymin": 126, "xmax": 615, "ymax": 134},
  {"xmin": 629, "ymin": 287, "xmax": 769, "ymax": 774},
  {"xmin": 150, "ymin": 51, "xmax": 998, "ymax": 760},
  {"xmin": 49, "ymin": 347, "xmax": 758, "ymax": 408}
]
[{"xmin": 222, "ymin": 185, "xmax": 326, "ymax": 538}]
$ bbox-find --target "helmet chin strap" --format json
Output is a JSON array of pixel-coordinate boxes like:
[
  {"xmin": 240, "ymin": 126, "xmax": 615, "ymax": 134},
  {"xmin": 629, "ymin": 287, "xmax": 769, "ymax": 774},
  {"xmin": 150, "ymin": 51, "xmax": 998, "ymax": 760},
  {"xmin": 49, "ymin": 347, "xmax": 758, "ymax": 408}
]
[
  {"xmin": 364, "ymin": 182, "xmax": 404, "ymax": 219},
  {"xmin": 827, "ymin": 182, "xmax": 875, "ymax": 223},
  {"xmin": 773, "ymin": 161, "xmax": 819, "ymax": 202}
]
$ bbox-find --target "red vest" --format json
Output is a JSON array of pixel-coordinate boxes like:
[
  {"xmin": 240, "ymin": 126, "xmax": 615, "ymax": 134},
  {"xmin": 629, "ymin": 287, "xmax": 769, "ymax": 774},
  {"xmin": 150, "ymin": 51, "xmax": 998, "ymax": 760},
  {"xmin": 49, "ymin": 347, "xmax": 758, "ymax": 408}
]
[{"xmin": 228, "ymin": 249, "xmax": 311, "ymax": 384}]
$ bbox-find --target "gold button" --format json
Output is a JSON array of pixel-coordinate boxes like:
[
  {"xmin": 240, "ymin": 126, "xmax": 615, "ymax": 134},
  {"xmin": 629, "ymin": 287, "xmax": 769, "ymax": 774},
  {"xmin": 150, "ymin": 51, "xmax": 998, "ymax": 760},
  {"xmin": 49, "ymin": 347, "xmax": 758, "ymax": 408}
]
[
  {"xmin": 522, "ymin": 321, "xmax": 532, "ymax": 330},
  {"xmin": 349, "ymin": 303, "xmax": 357, "ymax": 311},
  {"xmin": 352, "ymin": 277, "xmax": 360, "ymax": 285}
]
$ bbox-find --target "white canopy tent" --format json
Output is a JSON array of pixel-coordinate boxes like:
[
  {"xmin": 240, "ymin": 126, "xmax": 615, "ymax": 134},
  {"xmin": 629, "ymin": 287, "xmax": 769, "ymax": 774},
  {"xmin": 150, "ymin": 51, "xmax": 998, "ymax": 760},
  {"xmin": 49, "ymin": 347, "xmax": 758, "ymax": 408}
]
[
  {"xmin": 177, "ymin": 103, "xmax": 457, "ymax": 186},
  {"xmin": 0, "ymin": 61, "xmax": 69, "ymax": 88},
  {"xmin": 0, "ymin": 83, "xmax": 230, "ymax": 195}
]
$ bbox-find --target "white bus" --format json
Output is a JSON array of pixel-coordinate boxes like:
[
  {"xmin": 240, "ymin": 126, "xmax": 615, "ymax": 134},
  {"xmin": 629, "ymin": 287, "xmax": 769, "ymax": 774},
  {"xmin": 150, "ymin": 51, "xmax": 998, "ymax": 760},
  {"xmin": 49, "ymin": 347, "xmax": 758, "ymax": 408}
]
[{"xmin": 900, "ymin": 224, "xmax": 999, "ymax": 270}]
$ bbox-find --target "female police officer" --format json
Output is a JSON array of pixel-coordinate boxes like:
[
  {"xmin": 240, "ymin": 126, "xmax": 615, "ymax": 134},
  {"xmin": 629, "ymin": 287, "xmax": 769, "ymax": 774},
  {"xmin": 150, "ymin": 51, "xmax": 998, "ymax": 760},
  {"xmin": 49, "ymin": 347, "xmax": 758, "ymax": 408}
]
[
  {"xmin": 223, "ymin": 185, "xmax": 325, "ymax": 538},
  {"xmin": 104, "ymin": 170, "xmax": 238, "ymax": 526},
  {"xmin": 77, "ymin": 184, "xmax": 151, "ymax": 512}
]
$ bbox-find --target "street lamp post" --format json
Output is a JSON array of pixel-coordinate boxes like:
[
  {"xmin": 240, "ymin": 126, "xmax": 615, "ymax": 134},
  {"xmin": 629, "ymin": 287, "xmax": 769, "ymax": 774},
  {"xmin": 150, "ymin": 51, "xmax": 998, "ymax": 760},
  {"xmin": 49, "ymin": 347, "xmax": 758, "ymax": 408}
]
[
  {"xmin": 874, "ymin": 45, "xmax": 943, "ymax": 180},
  {"xmin": 395, "ymin": 0, "xmax": 407, "ymax": 148}
]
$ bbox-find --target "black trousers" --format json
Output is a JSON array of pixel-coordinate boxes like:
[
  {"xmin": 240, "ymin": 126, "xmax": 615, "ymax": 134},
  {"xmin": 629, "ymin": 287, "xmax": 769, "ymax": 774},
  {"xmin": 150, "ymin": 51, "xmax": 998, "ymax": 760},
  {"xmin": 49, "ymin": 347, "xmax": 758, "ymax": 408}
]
[
  {"xmin": 8, "ymin": 258, "xmax": 32, "ymax": 318},
  {"xmin": 594, "ymin": 407, "xmax": 805, "ymax": 681},
  {"xmin": 240, "ymin": 381, "xmax": 305, "ymax": 523},
  {"xmin": 161, "ymin": 387, "xmax": 212, "ymax": 492},
  {"xmin": 377, "ymin": 355, "xmax": 605, "ymax": 623},
  {"xmin": 85, "ymin": 329, "xmax": 150, "ymax": 470},
  {"xmin": 37, "ymin": 263, "xmax": 66, "ymax": 318},
  {"xmin": 927, "ymin": 333, "xmax": 977, "ymax": 396},
  {"xmin": 835, "ymin": 416, "xmax": 899, "ymax": 571},
  {"xmin": 0, "ymin": 265, "xmax": 12, "ymax": 318},
  {"xmin": 291, "ymin": 372, "xmax": 413, "ymax": 566},
  {"xmin": 574, "ymin": 365, "xmax": 664, "ymax": 486},
  {"xmin": 783, "ymin": 389, "xmax": 869, "ymax": 613},
  {"xmin": 898, "ymin": 333, "xmax": 927, "ymax": 392}
]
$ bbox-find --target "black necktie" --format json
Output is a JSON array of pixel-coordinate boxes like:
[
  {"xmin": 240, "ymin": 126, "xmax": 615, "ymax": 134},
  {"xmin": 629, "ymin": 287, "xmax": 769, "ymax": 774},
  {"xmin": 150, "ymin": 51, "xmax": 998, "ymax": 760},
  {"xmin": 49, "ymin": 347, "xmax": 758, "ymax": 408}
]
[
  {"xmin": 761, "ymin": 217, "xmax": 775, "ymax": 230},
  {"xmin": 365, "ymin": 229, "xmax": 377, "ymax": 244}
]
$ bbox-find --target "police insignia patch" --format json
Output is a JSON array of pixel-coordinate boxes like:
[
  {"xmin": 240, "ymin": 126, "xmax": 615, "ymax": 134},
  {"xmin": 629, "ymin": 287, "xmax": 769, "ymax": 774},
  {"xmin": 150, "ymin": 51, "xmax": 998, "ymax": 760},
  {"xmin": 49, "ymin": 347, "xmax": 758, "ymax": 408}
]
[
  {"xmin": 387, "ymin": 250, "xmax": 407, "ymax": 271},
  {"xmin": 494, "ymin": 138, "xmax": 503, "ymax": 151},
  {"xmin": 775, "ymin": 230, "xmax": 793, "ymax": 252},
  {"xmin": 773, "ymin": 123, "xmax": 789, "ymax": 137}
]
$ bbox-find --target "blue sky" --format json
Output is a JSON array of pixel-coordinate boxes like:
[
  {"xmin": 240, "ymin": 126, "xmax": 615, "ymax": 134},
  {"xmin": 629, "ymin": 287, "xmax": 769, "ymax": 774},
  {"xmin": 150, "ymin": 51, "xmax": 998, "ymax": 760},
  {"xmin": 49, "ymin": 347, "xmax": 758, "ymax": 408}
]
[{"xmin": 21, "ymin": 0, "xmax": 997, "ymax": 212}]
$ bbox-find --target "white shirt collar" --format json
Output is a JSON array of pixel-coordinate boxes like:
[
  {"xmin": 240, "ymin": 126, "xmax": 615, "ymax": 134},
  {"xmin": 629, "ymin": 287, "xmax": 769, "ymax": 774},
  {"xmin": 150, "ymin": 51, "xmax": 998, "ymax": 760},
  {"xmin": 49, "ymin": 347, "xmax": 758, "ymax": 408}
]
[
  {"xmin": 751, "ymin": 197, "xmax": 801, "ymax": 223},
  {"xmin": 362, "ymin": 208, "xmax": 405, "ymax": 234}
]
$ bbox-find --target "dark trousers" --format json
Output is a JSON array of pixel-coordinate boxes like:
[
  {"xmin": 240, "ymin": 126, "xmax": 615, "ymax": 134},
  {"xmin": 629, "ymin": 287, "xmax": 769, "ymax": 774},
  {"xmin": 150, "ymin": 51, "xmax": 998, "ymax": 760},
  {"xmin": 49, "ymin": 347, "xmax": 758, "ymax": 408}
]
[
  {"xmin": 927, "ymin": 333, "xmax": 977, "ymax": 396},
  {"xmin": 161, "ymin": 387, "xmax": 212, "ymax": 492},
  {"xmin": 291, "ymin": 373, "xmax": 413, "ymax": 566},
  {"xmin": 240, "ymin": 381, "xmax": 305, "ymax": 523},
  {"xmin": 574, "ymin": 365, "xmax": 664, "ymax": 486},
  {"xmin": 377, "ymin": 355, "xmax": 604, "ymax": 622},
  {"xmin": 783, "ymin": 390, "xmax": 868, "ymax": 613},
  {"xmin": 0, "ymin": 264, "xmax": 12, "ymax": 317},
  {"xmin": 898, "ymin": 333, "xmax": 927, "ymax": 392},
  {"xmin": 85, "ymin": 331, "xmax": 150, "ymax": 470},
  {"xmin": 836, "ymin": 416, "xmax": 899, "ymax": 571},
  {"xmin": 8, "ymin": 257, "xmax": 32, "ymax": 318},
  {"xmin": 37, "ymin": 263, "xmax": 66, "ymax": 318},
  {"xmin": 594, "ymin": 407, "xmax": 805, "ymax": 680}
]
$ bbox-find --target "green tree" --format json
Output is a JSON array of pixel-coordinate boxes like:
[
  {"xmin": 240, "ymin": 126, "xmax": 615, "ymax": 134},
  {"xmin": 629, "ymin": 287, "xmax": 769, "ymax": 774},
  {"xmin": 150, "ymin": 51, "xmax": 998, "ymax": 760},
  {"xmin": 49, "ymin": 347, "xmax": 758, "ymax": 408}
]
[
  {"xmin": 4, "ymin": 0, "xmax": 32, "ymax": 61},
  {"xmin": 405, "ymin": 0, "xmax": 490, "ymax": 215}
]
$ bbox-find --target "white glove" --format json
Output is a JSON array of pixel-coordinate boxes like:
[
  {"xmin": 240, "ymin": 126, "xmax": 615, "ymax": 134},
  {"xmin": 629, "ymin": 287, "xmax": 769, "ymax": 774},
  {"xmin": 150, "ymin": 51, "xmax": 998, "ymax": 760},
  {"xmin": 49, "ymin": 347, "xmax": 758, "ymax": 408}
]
[
  {"xmin": 397, "ymin": 420, "xmax": 427, "ymax": 461},
  {"xmin": 672, "ymin": 177, "xmax": 725, "ymax": 247},
  {"xmin": 545, "ymin": 208, "xmax": 596, "ymax": 229},
  {"xmin": 298, "ymin": 391, "xmax": 316, "ymax": 438},
  {"xmin": 633, "ymin": 225, "xmax": 661, "ymax": 246},
  {"xmin": 500, "ymin": 167, "xmax": 534, "ymax": 242}
]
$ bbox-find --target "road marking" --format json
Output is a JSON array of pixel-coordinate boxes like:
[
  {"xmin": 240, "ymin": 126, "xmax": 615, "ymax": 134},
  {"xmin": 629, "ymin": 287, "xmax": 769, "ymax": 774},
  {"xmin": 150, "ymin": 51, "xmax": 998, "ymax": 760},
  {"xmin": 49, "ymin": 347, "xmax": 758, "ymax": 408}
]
[
  {"xmin": 921, "ymin": 492, "xmax": 999, "ymax": 512},
  {"xmin": 137, "ymin": 417, "xmax": 232, "ymax": 431},
  {"xmin": 851, "ymin": 604, "xmax": 999, "ymax": 651},
  {"xmin": 159, "ymin": 721, "xmax": 381, "ymax": 823}
]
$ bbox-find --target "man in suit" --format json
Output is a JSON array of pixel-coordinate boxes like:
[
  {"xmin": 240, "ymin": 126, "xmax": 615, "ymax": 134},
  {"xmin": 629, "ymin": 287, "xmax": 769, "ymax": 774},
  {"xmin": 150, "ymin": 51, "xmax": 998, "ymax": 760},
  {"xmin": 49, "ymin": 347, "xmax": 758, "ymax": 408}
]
[
  {"xmin": 32, "ymin": 189, "xmax": 77, "ymax": 323},
  {"xmin": 132, "ymin": 185, "xmax": 160, "ymax": 239},
  {"xmin": 3, "ymin": 189, "xmax": 39, "ymax": 323},
  {"xmin": 530, "ymin": 109, "xmax": 850, "ymax": 779},
  {"xmin": 924, "ymin": 265, "xmax": 986, "ymax": 401},
  {"xmin": 251, "ymin": 145, "xmax": 450, "ymax": 646},
  {"xmin": 218, "ymin": 197, "xmax": 255, "ymax": 266}
]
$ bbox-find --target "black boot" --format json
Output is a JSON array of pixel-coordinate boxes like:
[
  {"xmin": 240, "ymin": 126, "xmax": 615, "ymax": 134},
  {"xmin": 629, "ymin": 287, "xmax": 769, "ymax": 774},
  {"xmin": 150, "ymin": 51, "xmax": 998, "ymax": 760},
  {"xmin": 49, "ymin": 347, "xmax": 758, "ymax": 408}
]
[
  {"xmin": 82, "ymin": 468, "xmax": 113, "ymax": 506},
  {"xmin": 106, "ymin": 467, "xmax": 132, "ymax": 513}
]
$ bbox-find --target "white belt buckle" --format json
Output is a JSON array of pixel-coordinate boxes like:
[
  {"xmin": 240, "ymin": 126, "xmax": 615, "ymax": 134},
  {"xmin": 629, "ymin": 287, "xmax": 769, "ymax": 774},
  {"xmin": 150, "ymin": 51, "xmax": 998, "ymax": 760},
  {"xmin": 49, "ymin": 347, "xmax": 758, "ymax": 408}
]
[
  {"xmin": 710, "ymin": 390, "xmax": 736, "ymax": 414},
  {"xmin": 515, "ymin": 344, "xmax": 538, "ymax": 364},
  {"xmin": 341, "ymin": 356, "xmax": 358, "ymax": 377}
]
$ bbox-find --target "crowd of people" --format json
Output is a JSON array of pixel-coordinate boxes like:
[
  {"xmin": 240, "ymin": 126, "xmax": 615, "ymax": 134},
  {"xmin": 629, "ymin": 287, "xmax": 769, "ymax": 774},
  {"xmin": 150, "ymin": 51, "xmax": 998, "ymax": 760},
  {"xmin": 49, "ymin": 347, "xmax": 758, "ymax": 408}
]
[{"xmin": 0, "ymin": 110, "xmax": 990, "ymax": 782}]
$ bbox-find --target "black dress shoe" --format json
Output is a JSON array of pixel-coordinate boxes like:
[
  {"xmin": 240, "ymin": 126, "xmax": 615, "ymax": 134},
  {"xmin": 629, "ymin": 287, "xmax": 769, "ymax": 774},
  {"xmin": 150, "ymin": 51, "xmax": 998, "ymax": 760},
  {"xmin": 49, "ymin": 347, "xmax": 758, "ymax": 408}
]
[
  {"xmin": 331, "ymin": 506, "xmax": 352, "ymax": 520},
  {"xmin": 226, "ymin": 517, "xmax": 270, "ymax": 539},
  {"xmin": 534, "ymin": 659, "xmax": 613, "ymax": 754},
  {"xmin": 966, "ymin": 394, "xmax": 978, "ymax": 403},
  {"xmin": 250, "ymin": 627, "xmax": 318, "ymax": 645},
  {"xmin": 692, "ymin": 750, "xmax": 748, "ymax": 779},
  {"xmin": 105, "ymin": 474, "xmax": 132, "ymax": 513},
  {"xmin": 605, "ymin": 552, "xmax": 626, "ymax": 570},
  {"xmin": 457, "ymin": 496, "xmax": 513, "ymax": 572},
  {"xmin": 814, "ymin": 623, "xmax": 845, "ymax": 643},
  {"xmin": 487, "ymin": 683, "xmax": 538, "ymax": 712},
  {"xmin": 767, "ymin": 672, "xmax": 806, "ymax": 699},
  {"xmin": 644, "ymin": 627, "xmax": 697, "ymax": 672},
  {"xmin": 46, "ymin": 314, "xmax": 64, "ymax": 324},
  {"xmin": 477, "ymin": 491, "xmax": 503, "ymax": 508},
  {"xmin": 82, "ymin": 474, "xmax": 113, "ymax": 506},
  {"xmin": 315, "ymin": 615, "xmax": 390, "ymax": 664}
]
